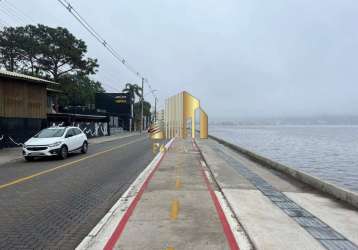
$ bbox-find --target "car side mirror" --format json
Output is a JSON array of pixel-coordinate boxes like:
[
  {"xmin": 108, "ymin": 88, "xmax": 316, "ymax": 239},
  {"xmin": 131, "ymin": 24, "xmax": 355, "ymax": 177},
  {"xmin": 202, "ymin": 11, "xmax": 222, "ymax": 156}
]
[{"xmin": 66, "ymin": 134, "xmax": 72, "ymax": 138}]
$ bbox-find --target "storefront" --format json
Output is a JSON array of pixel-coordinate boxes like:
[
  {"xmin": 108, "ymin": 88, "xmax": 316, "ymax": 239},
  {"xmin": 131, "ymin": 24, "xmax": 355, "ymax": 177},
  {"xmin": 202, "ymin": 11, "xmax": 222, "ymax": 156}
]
[{"xmin": 95, "ymin": 93, "xmax": 132, "ymax": 131}]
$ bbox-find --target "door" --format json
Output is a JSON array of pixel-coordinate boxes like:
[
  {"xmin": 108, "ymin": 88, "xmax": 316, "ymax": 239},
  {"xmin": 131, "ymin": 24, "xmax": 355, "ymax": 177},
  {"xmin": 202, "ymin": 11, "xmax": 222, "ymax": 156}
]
[
  {"xmin": 64, "ymin": 128, "xmax": 76, "ymax": 151},
  {"xmin": 73, "ymin": 128, "xmax": 84, "ymax": 149}
]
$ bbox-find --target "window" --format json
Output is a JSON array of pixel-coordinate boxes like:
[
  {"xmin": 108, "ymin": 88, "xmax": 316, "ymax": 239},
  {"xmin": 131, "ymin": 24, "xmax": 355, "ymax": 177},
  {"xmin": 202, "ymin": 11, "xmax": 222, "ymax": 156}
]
[
  {"xmin": 65, "ymin": 129, "xmax": 75, "ymax": 138},
  {"xmin": 35, "ymin": 128, "xmax": 65, "ymax": 138},
  {"xmin": 74, "ymin": 128, "xmax": 82, "ymax": 135}
]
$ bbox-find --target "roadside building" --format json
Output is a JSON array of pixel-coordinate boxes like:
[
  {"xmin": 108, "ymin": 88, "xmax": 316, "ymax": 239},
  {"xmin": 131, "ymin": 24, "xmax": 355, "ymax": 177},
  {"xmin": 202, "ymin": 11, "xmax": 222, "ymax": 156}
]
[
  {"xmin": 0, "ymin": 70, "xmax": 116, "ymax": 149},
  {"xmin": 0, "ymin": 70, "xmax": 59, "ymax": 148},
  {"xmin": 95, "ymin": 93, "xmax": 132, "ymax": 132}
]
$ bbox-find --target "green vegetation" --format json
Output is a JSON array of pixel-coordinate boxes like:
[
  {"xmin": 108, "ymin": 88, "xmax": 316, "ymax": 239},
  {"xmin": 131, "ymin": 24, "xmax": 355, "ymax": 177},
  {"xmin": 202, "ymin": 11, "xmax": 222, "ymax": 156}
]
[
  {"xmin": 0, "ymin": 24, "xmax": 102, "ymax": 106},
  {"xmin": 134, "ymin": 101, "xmax": 152, "ymax": 123},
  {"xmin": 122, "ymin": 83, "xmax": 142, "ymax": 103},
  {"xmin": 123, "ymin": 83, "xmax": 151, "ymax": 128},
  {"xmin": 59, "ymin": 74, "xmax": 104, "ymax": 106}
]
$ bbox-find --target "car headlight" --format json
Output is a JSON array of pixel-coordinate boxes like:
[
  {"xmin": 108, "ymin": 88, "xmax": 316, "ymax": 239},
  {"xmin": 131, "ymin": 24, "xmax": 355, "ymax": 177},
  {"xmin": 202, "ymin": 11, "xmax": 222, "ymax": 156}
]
[{"xmin": 48, "ymin": 141, "xmax": 62, "ymax": 147}]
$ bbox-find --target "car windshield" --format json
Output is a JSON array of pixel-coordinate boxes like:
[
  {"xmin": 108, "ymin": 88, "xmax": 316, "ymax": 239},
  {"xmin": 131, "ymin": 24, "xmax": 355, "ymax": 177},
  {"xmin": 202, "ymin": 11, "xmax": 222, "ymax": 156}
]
[{"xmin": 34, "ymin": 128, "xmax": 65, "ymax": 138}]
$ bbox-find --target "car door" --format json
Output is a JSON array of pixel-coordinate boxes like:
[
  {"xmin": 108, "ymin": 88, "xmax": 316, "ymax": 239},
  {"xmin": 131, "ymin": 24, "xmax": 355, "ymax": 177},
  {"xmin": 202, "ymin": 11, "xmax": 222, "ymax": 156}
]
[
  {"xmin": 74, "ymin": 128, "xmax": 84, "ymax": 149},
  {"xmin": 64, "ymin": 128, "xmax": 76, "ymax": 151}
]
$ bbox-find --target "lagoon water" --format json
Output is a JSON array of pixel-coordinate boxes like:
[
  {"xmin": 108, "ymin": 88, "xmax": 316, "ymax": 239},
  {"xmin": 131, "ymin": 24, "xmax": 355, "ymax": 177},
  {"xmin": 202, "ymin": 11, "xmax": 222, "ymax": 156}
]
[{"xmin": 210, "ymin": 125, "xmax": 358, "ymax": 193}]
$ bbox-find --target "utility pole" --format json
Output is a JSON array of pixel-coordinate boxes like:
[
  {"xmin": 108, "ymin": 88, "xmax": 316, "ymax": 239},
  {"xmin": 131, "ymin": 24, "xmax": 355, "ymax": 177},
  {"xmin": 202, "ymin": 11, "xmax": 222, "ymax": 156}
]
[
  {"xmin": 140, "ymin": 77, "xmax": 144, "ymax": 134},
  {"xmin": 154, "ymin": 97, "xmax": 157, "ymax": 122},
  {"xmin": 129, "ymin": 96, "xmax": 133, "ymax": 133}
]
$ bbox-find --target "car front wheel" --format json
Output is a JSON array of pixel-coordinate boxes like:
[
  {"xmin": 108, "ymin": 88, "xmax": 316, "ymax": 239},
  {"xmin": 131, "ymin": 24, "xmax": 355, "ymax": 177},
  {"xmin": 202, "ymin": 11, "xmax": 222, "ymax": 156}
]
[
  {"xmin": 24, "ymin": 156, "xmax": 34, "ymax": 162},
  {"xmin": 81, "ymin": 141, "xmax": 88, "ymax": 154},
  {"xmin": 59, "ymin": 145, "xmax": 68, "ymax": 159}
]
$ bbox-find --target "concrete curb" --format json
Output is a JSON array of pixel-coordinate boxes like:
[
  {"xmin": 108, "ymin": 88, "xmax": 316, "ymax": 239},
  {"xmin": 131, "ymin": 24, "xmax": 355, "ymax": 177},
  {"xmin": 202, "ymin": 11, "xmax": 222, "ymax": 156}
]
[{"xmin": 208, "ymin": 134, "xmax": 358, "ymax": 209}]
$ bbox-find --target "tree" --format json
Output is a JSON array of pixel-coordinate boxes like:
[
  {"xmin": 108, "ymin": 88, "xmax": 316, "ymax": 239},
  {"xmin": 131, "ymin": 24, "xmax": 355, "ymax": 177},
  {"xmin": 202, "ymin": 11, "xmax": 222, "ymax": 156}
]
[
  {"xmin": 0, "ymin": 27, "xmax": 24, "ymax": 71},
  {"xmin": 35, "ymin": 25, "xmax": 98, "ymax": 81},
  {"xmin": 134, "ymin": 101, "xmax": 151, "ymax": 117},
  {"xmin": 133, "ymin": 101, "xmax": 151, "ymax": 129},
  {"xmin": 19, "ymin": 25, "xmax": 41, "ymax": 75},
  {"xmin": 0, "ymin": 24, "xmax": 98, "ymax": 80},
  {"xmin": 0, "ymin": 24, "xmax": 104, "ymax": 107},
  {"xmin": 57, "ymin": 74, "xmax": 104, "ymax": 106},
  {"xmin": 123, "ymin": 83, "xmax": 142, "ymax": 101},
  {"xmin": 123, "ymin": 83, "xmax": 143, "ymax": 130}
]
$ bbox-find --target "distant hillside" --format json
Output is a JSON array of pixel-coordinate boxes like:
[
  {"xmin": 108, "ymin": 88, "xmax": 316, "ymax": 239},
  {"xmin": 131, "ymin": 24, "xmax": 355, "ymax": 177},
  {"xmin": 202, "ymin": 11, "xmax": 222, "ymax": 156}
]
[{"xmin": 210, "ymin": 115, "xmax": 358, "ymax": 126}]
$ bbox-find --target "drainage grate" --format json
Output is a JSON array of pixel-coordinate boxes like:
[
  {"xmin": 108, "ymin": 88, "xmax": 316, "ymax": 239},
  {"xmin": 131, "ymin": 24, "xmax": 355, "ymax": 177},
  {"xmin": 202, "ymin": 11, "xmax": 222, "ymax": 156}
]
[
  {"xmin": 305, "ymin": 227, "xmax": 344, "ymax": 240},
  {"xmin": 215, "ymin": 146, "xmax": 358, "ymax": 250},
  {"xmin": 274, "ymin": 201, "xmax": 301, "ymax": 209},
  {"xmin": 294, "ymin": 217, "xmax": 328, "ymax": 228},
  {"xmin": 282, "ymin": 208, "xmax": 313, "ymax": 217}
]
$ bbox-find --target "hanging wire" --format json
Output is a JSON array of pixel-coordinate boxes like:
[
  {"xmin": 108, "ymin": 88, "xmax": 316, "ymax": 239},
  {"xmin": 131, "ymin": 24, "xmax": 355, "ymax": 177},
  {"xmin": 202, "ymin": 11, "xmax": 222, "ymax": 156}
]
[
  {"xmin": 2, "ymin": 0, "xmax": 35, "ymax": 24},
  {"xmin": 0, "ymin": 4, "xmax": 24, "ymax": 26},
  {"xmin": 56, "ymin": 0, "xmax": 158, "ymax": 101}
]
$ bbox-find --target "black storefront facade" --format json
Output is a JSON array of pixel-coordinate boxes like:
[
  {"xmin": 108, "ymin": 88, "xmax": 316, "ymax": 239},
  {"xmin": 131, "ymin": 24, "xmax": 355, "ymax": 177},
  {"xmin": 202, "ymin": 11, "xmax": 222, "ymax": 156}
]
[{"xmin": 95, "ymin": 93, "xmax": 132, "ymax": 132}]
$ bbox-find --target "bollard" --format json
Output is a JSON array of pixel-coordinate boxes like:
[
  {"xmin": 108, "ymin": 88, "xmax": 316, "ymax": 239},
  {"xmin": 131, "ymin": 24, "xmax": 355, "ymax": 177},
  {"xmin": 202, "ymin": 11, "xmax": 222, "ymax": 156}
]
[
  {"xmin": 153, "ymin": 143, "xmax": 160, "ymax": 154},
  {"xmin": 149, "ymin": 121, "xmax": 165, "ymax": 154}
]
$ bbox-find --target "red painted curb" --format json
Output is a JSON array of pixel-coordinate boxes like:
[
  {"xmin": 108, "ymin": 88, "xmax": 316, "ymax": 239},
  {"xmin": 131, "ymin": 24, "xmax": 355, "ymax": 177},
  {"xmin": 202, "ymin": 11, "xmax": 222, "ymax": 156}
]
[
  {"xmin": 103, "ymin": 139, "xmax": 174, "ymax": 250},
  {"xmin": 194, "ymin": 140, "xmax": 240, "ymax": 250}
]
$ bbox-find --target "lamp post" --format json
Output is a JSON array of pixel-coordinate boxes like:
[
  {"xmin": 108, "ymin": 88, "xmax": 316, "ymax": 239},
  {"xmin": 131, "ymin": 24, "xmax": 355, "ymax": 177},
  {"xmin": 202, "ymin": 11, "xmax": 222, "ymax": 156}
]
[
  {"xmin": 140, "ymin": 77, "xmax": 144, "ymax": 134},
  {"xmin": 154, "ymin": 97, "xmax": 158, "ymax": 122}
]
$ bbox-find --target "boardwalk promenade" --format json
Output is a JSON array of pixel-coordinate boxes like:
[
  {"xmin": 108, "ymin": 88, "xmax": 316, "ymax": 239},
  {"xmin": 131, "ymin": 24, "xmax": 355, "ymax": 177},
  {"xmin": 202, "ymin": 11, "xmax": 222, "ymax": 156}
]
[{"xmin": 79, "ymin": 137, "xmax": 358, "ymax": 250}]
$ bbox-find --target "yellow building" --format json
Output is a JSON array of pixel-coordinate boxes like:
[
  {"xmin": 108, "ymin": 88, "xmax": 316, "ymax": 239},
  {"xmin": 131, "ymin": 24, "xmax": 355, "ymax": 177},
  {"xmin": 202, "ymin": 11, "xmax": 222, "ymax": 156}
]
[{"xmin": 164, "ymin": 91, "xmax": 208, "ymax": 139}]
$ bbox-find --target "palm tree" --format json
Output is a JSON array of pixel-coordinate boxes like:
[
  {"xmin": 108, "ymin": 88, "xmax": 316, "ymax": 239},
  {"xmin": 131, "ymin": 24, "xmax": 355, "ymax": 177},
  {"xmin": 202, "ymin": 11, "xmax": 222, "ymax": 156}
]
[
  {"xmin": 123, "ymin": 83, "xmax": 143, "ymax": 131},
  {"xmin": 122, "ymin": 83, "xmax": 142, "ymax": 102}
]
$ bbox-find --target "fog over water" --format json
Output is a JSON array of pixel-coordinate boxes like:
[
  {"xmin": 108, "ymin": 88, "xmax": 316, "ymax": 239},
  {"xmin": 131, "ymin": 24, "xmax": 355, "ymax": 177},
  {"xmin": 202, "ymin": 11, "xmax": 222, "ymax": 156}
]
[
  {"xmin": 5, "ymin": 0, "xmax": 358, "ymax": 119},
  {"xmin": 211, "ymin": 125, "xmax": 358, "ymax": 192}
]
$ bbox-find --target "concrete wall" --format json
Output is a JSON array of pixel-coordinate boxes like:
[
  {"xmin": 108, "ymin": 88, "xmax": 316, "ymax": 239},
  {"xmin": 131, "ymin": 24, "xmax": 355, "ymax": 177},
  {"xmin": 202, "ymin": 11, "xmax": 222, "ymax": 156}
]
[
  {"xmin": 0, "ymin": 117, "xmax": 47, "ymax": 148},
  {"xmin": 49, "ymin": 121, "xmax": 109, "ymax": 138},
  {"xmin": 209, "ymin": 134, "xmax": 358, "ymax": 209}
]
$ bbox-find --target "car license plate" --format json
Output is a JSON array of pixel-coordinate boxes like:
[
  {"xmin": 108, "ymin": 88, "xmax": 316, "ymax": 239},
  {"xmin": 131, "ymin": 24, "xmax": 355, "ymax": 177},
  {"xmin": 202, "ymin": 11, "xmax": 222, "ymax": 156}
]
[{"xmin": 29, "ymin": 152, "xmax": 43, "ymax": 156}]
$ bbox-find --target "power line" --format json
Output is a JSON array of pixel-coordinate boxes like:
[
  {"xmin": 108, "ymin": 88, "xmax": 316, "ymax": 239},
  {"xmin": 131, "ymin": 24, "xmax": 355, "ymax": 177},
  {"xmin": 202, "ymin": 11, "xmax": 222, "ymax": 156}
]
[
  {"xmin": 3, "ymin": 0, "xmax": 35, "ymax": 24},
  {"xmin": 56, "ymin": 0, "xmax": 158, "ymax": 101},
  {"xmin": 1, "ymin": 2, "xmax": 27, "ymax": 24},
  {"xmin": 0, "ymin": 1, "xmax": 26, "ymax": 26},
  {"xmin": 0, "ymin": 1, "xmax": 125, "ymax": 95},
  {"xmin": 0, "ymin": 16, "xmax": 10, "ymax": 27},
  {"xmin": 95, "ymin": 73, "xmax": 124, "ymax": 93}
]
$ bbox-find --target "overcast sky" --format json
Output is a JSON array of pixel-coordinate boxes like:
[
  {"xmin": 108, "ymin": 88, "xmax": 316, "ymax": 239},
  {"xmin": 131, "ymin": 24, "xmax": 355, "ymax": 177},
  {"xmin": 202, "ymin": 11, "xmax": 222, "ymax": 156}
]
[{"xmin": 2, "ymin": 0, "xmax": 358, "ymax": 119}]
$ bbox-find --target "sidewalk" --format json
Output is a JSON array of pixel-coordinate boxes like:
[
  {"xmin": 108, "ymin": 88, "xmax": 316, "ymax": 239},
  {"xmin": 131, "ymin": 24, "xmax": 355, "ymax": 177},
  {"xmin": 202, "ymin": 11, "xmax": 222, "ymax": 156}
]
[
  {"xmin": 197, "ymin": 138, "xmax": 358, "ymax": 250},
  {"xmin": 0, "ymin": 132, "xmax": 139, "ymax": 166},
  {"xmin": 77, "ymin": 138, "xmax": 250, "ymax": 250}
]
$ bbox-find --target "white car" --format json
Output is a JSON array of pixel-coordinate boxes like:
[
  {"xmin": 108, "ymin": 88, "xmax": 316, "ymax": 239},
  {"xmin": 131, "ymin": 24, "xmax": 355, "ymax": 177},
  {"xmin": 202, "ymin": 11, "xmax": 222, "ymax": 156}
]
[{"xmin": 23, "ymin": 126, "xmax": 88, "ymax": 161}]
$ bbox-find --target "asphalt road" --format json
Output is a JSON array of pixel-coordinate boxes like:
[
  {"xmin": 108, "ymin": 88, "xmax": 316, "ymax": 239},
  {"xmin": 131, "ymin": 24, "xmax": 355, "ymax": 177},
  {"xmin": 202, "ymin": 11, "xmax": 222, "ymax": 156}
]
[{"xmin": 0, "ymin": 134, "xmax": 155, "ymax": 249}]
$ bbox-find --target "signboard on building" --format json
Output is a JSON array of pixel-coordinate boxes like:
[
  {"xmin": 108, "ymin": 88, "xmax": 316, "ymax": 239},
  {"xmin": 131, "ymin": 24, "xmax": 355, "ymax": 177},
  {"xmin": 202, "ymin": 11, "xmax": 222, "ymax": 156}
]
[{"xmin": 95, "ymin": 93, "xmax": 131, "ymax": 116}]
